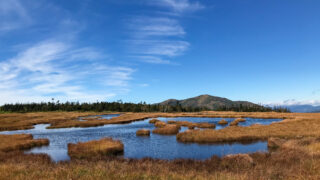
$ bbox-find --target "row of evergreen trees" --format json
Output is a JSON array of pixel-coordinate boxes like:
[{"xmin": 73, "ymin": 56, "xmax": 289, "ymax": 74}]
[
  {"xmin": 0, "ymin": 101, "xmax": 290, "ymax": 113},
  {"xmin": 0, "ymin": 101, "xmax": 209, "ymax": 113},
  {"xmin": 215, "ymin": 104, "xmax": 290, "ymax": 112}
]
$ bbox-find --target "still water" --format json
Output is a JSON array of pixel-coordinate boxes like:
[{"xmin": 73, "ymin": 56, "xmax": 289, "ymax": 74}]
[{"xmin": 0, "ymin": 115, "xmax": 282, "ymax": 162}]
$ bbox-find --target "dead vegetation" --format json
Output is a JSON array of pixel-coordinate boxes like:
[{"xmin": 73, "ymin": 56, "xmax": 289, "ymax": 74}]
[
  {"xmin": 218, "ymin": 119, "xmax": 228, "ymax": 125},
  {"xmin": 0, "ymin": 111, "xmax": 294, "ymax": 131},
  {"xmin": 1, "ymin": 140, "xmax": 320, "ymax": 179},
  {"xmin": 68, "ymin": 138, "xmax": 124, "ymax": 159},
  {"xmin": 0, "ymin": 134, "xmax": 49, "ymax": 152},
  {"xmin": 176, "ymin": 114, "xmax": 320, "ymax": 143},
  {"xmin": 152, "ymin": 124, "xmax": 181, "ymax": 135},
  {"xmin": 136, "ymin": 129, "xmax": 150, "ymax": 136},
  {"xmin": 1, "ymin": 112, "xmax": 320, "ymax": 179}
]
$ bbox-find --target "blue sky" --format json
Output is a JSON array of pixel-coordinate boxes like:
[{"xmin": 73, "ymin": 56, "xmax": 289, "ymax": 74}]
[{"xmin": 0, "ymin": 0, "xmax": 320, "ymax": 105}]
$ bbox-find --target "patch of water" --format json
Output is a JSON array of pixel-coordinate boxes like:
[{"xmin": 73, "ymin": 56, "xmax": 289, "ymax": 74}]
[{"xmin": 0, "ymin": 117, "xmax": 282, "ymax": 162}]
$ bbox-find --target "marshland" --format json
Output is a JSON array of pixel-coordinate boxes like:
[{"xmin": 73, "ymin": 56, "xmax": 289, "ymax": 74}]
[{"xmin": 1, "ymin": 110, "xmax": 320, "ymax": 179}]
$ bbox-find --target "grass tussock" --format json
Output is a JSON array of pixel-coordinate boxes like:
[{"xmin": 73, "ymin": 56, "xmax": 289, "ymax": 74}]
[
  {"xmin": 218, "ymin": 119, "xmax": 228, "ymax": 125},
  {"xmin": 169, "ymin": 121, "xmax": 215, "ymax": 129},
  {"xmin": 152, "ymin": 124, "xmax": 180, "ymax": 135},
  {"xmin": 149, "ymin": 118, "xmax": 160, "ymax": 124},
  {"xmin": 68, "ymin": 138, "xmax": 124, "ymax": 159},
  {"xmin": 229, "ymin": 120, "xmax": 239, "ymax": 126},
  {"xmin": 154, "ymin": 121, "xmax": 167, "ymax": 128},
  {"xmin": 136, "ymin": 129, "xmax": 150, "ymax": 136},
  {"xmin": 0, "ymin": 134, "xmax": 49, "ymax": 152}
]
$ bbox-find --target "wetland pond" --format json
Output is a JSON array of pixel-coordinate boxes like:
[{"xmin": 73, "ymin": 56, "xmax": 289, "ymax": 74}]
[{"xmin": 0, "ymin": 115, "xmax": 282, "ymax": 162}]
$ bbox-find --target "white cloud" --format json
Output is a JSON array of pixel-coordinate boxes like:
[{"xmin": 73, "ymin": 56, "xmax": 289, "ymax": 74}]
[
  {"xmin": 129, "ymin": 17, "xmax": 185, "ymax": 38},
  {"xmin": 130, "ymin": 40, "xmax": 189, "ymax": 57},
  {"xmin": 266, "ymin": 99, "xmax": 320, "ymax": 107},
  {"xmin": 150, "ymin": 0, "xmax": 204, "ymax": 12},
  {"xmin": 135, "ymin": 56, "xmax": 172, "ymax": 64},
  {"xmin": 0, "ymin": 40, "xmax": 135, "ymax": 104}
]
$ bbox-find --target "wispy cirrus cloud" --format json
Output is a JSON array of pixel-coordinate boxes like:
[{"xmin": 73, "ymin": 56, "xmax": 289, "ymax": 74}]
[
  {"xmin": 0, "ymin": 40, "xmax": 134, "ymax": 104},
  {"xmin": 127, "ymin": 0, "xmax": 203, "ymax": 65},
  {"xmin": 150, "ymin": 0, "xmax": 205, "ymax": 13}
]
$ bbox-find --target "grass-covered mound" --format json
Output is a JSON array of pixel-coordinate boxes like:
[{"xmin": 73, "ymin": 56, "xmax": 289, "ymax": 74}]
[
  {"xmin": 68, "ymin": 138, "xmax": 124, "ymax": 159},
  {"xmin": 152, "ymin": 124, "xmax": 180, "ymax": 135},
  {"xmin": 136, "ymin": 129, "xmax": 150, "ymax": 136},
  {"xmin": 218, "ymin": 119, "xmax": 228, "ymax": 125},
  {"xmin": 0, "ymin": 134, "xmax": 49, "ymax": 152}
]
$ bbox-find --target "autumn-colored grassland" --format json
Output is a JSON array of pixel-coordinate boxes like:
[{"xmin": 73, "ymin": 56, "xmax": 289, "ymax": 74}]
[{"xmin": 1, "ymin": 111, "xmax": 320, "ymax": 179}]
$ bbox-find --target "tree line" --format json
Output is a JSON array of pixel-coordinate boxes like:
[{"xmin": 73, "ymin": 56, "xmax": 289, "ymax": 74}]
[{"xmin": 0, "ymin": 101, "xmax": 290, "ymax": 113}]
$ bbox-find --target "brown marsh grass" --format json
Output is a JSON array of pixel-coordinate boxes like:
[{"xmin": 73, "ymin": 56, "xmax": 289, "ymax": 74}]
[
  {"xmin": 0, "ymin": 111, "xmax": 302, "ymax": 131},
  {"xmin": 0, "ymin": 134, "xmax": 49, "ymax": 152},
  {"xmin": 177, "ymin": 113, "xmax": 320, "ymax": 143},
  {"xmin": 152, "ymin": 124, "xmax": 181, "ymax": 135},
  {"xmin": 218, "ymin": 119, "xmax": 228, "ymax": 125},
  {"xmin": 1, "ymin": 143, "xmax": 320, "ymax": 179},
  {"xmin": 136, "ymin": 129, "xmax": 150, "ymax": 136},
  {"xmin": 229, "ymin": 120, "xmax": 239, "ymax": 126},
  {"xmin": 68, "ymin": 138, "xmax": 124, "ymax": 159}
]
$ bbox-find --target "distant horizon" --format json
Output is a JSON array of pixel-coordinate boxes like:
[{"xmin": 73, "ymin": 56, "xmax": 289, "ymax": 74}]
[
  {"xmin": 1, "ymin": 0, "xmax": 319, "ymax": 106},
  {"xmin": 1, "ymin": 94, "xmax": 320, "ymax": 107}
]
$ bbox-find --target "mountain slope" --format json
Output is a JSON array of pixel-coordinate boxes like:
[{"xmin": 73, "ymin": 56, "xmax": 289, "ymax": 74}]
[{"xmin": 159, "ymin": 94, "xmax": 262, "ymax": 110}]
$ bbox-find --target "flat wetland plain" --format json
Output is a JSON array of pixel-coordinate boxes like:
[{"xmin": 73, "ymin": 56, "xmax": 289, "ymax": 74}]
[{"xmin": 1, "ymin": 111, "xmax": 320, "ymax": 179}]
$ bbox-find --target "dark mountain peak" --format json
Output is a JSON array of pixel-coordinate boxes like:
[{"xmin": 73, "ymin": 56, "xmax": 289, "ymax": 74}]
[{"xmin": 159, "ymin": 94, "xmax": 260, "ymax": 110}]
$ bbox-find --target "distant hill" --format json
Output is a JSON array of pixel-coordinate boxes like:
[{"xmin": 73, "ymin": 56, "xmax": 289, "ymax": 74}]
[
  {"xmin": 159, "ymin": 94, "xmax": 263, "ymax": 110},
  {"xmin": 284, "ymin": 105, "xmax": 320, "ymax": 113}
]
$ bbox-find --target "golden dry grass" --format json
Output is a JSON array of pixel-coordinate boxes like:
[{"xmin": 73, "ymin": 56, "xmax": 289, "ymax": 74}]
[
  {"xmin": 229, "ymin": 120, "xmax": 239, "ymax": 126},
  {"xmin": 152, "ymin": 124, "xmax": 181, "ymax": 135},
  {"xmin": 68, "ymin": 138, "xmax": 124, "ymax": 159},
  {"xmin": 0, "ymin": 111, "xmax": 299, "ymax": 131},
  {"xmin": 1, "ymin": 144, "xmax": 320, "ymax": 180},
  {"xmin": 177, "ymin": 113, "xmax": 320, "ymax": 143},
  {"xmin": 0, "ymin": 134, "xmax": 49, "ymax": 152},
  {"xmin": 154, "ymin": 121, "xmax": 167, "ymax": 128},
  {"xmin": 218, "ymin": 119, "xmax": 228, "ymax": 125},
  {"xmin": 136, "ymin": 129, "xmax": 150, "ymax": 136}
]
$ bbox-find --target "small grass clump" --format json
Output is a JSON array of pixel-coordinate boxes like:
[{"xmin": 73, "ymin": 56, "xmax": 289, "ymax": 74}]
[
  {"xmin": 68, "ymin": 138, "xmax": 124, "ymax": 159},
  {"xmin": 0, "ymin": 134, "xmax": 49, "ymax": 152},
  {"xmin": 196, "ymin": 122, "xmax": 216, "ymax": 129},
  {"xmin": 235, "ymin": 118, "xmax": 246, "ymax": 122},
  {"xmin": 136, "ymin": 129, "xmax": 150, "ymax": 136},
  {"xmin": 149, "ymin": 119, "xmax": 160, "ymax": 124},
  {"xmin": 218, "ymin": 119, "xmax": 228, "ymax": 125},
  {"xmin": 229, "ymin": 120, "xmax": 239, "ymax": 126},
  {"xmin": 152, "ymin": 124, "xmax": 180, "ymax": 135},
  {"xmin": 154, "ymin": 121, "xmax": 167, "ymax": 128}
]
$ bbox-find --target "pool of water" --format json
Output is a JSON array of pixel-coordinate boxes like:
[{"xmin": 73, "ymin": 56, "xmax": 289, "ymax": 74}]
[
  {"xmin": 0, "ymin": 116, "xmax": 282, "ymax": 162},
  {"xmin": 78, "ymin": 114, "xmax": 120, "ymax": 121}
]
